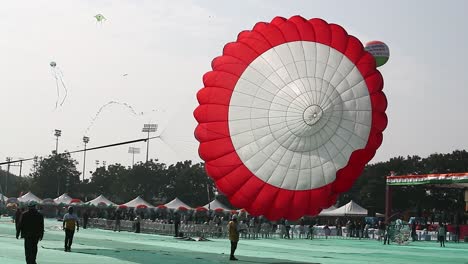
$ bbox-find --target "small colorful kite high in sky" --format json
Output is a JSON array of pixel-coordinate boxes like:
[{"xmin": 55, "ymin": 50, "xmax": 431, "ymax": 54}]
[{"xmin": 94, "ymin": 14, "xmax": 106, "ymax": 24}]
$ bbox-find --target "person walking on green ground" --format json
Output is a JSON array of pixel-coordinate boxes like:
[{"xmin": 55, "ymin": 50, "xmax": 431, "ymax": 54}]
[
  {"xmin": 228, "ymin": 214, "xmax": 240, "ymax": 261},
  {"xmin": 16, "ymin": 201, "xmax": 44, "ymax": 264},
  {"xmin": 63, "ymin": 206, "xmax": 79, "ymax": 252}
]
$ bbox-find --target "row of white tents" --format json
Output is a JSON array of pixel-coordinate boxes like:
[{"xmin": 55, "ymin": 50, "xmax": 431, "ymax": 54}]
[
  {"xmin": 2, "ymin": 192, "xmax": 226, "ymax": 211},
  {"xmin": 3, "ymin": 192, "xmax": 378, "ymax": 217}
]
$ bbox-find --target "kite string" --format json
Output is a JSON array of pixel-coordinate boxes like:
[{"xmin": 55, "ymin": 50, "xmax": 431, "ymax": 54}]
[
  {"xmin": 84, "ymin": 101, "xmax": 162, "ymax": 134},
  {"xmin": 57, "ymin": 67, "xmax": 68, "ymax": 107},
  {"xmin": 51, "ymin": 68, "xmax": 60, "ymax": 110}
]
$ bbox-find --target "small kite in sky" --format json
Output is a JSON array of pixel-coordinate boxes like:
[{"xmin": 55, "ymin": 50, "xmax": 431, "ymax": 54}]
[{"xmin": 94, "ymin": 14, "xmax": 106, "ymax": 24}]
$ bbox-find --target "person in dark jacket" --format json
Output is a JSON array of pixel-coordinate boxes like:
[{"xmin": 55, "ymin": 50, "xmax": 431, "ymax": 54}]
[
  {"xmin": 174, "ymin": 212, "xmax": 181, "ymax": 237},
  {"xmin": 16, "ymin": 201, "xmax": 44, "ymax": 264},
  {"xmin": 15, "ymin": 207, "xmax": 24, "ymax": 231}
]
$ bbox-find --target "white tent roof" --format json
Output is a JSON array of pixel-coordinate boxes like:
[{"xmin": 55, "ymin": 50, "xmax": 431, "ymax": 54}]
[
  {"xmin": 86, "ymin": 195, "xmax": 116, "ymax": 206},
  {"xmin": 203, "ymin": 199, "xmax": 231, "ymax": 211},
  {"xmin": 319, "ymin": 200, "xmax": 368, "ymax": 217},
  {"xmin": 318, "ymin": 205, "xmax": 338, "ymax": 216},
  {"xmin": 123, "ymin": 196, "xmax": 153, "ymax": 208},
  {"xmin": 164, "ymin": 198, "xmax": 191, "ymax": 210},
  {"xmin": 54, "ymin": 193, "xmax": 73, "ymax": 204},
  {"xmin": 18, "ymin": 192, "xmax": 42, "ymax": 203},
  {"xmin": 41, "ymin": 198, "xmax": 56, "ymax": 205},
  {"xmin": 0, "ymin": 193, "xmax": 8, "ymax": 201}
]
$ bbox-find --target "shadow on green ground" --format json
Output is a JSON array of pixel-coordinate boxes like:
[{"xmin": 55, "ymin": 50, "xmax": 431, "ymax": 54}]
[{"xmin": 41, "ymin": 246, "xmax": 319, "ymax": 264}]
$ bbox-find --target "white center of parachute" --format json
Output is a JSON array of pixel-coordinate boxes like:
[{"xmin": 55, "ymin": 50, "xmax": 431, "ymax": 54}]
[{"xmin": 228, "ymin": 41, "xmax": 372, "ymax": 190}]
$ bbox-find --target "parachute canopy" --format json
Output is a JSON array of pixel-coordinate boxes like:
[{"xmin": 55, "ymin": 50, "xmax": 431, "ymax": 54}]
[{"xmin": 194, "ymin": 16, "xmax": 388, "ymax": 220}]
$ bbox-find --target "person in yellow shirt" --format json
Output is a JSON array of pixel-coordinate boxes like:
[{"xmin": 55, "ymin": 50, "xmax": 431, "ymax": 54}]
[
  {"xmin": 228, "ymin": 214, "xmax": 240, "ymax": 261},
  {"xmin": 63, "ymin": 207, "xmax": 79, "ymax": 252}
]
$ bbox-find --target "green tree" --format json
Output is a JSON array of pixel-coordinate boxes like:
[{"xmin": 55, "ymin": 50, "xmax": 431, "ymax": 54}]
[{"xmin": 31, "ymin": 153, "xmax": 81, "ymax": 198}]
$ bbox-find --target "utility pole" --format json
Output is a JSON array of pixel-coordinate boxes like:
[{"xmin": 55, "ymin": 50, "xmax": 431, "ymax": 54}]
[
  {"xmin": 141, "ymin": 124, "xmax": 157, "ymax": 164},
  {"xmin": 82, "ymin": 136, "xmax": 90, "ymax": 182}
]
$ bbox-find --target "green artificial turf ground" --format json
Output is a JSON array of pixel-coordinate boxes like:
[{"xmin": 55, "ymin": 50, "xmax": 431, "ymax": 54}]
[{"xmin": 1, "ymin": 218, "xmax": 467, "ymax": 264}]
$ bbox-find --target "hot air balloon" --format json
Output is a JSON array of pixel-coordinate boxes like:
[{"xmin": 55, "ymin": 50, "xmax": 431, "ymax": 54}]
[
  {"xmin": 365, "ymin": 41, "xmax": 390, "ymax": 67},
  {"xmin": 194, "ymin": 16, "xmax": 388, "ymax": 220}
]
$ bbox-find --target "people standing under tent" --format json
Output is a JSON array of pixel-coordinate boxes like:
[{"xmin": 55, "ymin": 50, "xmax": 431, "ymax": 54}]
[
  {"xmin": 134, "ymin": 216, "xmax": 141, "ymax": 233},
  {"xmin": 114, "ymin": 211, "xmax": 121, "ymax": 232},
  {"xmin": 228, "ymin": 214, "xmax": 240, "ymax": 261},
  {"xmin": 283, "ymin": 219, "xmax": 291, "ymax": 239},
  {"xmin": 324, "ymin": 225, "xmax": 331, "ymax": 239},
  {"xmin": 454, "ymin": 223, "xmax": 460, "ymax": 243},
  {"xmin": 63, "ymin": 206, "xmax": 80, "ymax": 252},
  {"xmin": 364, "ymin": 222, "xmax": 370, "ymax": 238},
  {"xmin": 383, "ymin": 222, "xmax": 391, "ymax": 245},
  {"xmin": 411, "ymin": 222, "xmax": 417, "ymax": 241},
  {"xmin": 335, "ymin": 218, "xmax": 342, "ymax": 236},
  {"xmin": 437, "ymin": 223, "xmax": 446, "ymax": 247},
  {"xmin": 345, "ymin": 220, "xmax": 351, "ymax": 237},
  {"xmin": 378, "ymin": 220, "xmax": 386, "ymax": 241},
  {"xmin": 298, "ymin": 217, "xmax": 305, "ymax": 239},
  {"xmin": 16, "ymin": 201, "xmax": 44, "ymax": 264},
  {"xmin": 356, "ymin": 221, "xmax": 362, "ymax": 239},
  {"xmin": 174, "ymin": 212, "xmax": 181, "ymax": 237}
]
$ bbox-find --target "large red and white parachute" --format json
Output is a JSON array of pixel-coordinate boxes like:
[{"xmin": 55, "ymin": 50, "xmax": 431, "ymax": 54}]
[{"xmin": 194, "ymin": 16, "xmax": 388, "ymax": 220}]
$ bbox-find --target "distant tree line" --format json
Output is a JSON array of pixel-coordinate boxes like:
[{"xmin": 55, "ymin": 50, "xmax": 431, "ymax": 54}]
[{"xmin": 1, "ymin": 150, "xmax": 467, "ymax": 213}]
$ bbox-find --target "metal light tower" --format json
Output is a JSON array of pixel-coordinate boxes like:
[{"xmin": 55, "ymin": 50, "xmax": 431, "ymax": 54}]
[
  {"xmin": 54, "ymin": 129, "xmax": 62, "ymax": 154},
  {"xmin": 128, "ymin": 147, "xmax": 141, "ymax": 167},
  {"xmin": 82, "ymin": 136, "xmax": 90, "ymax": 182},
  {"xmin": 141, "ymin": 124, "xmax": 158, "ymax": 164}
]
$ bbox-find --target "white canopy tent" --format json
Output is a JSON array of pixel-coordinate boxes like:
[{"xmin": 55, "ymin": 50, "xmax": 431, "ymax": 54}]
[
  {"xmin": 18, "ymin": 192, "xmax": 42, "ymax": 204},
  {"xmin": 86, "ymin": 195, "xmax": 116, "ymax": 207},
  {"xmin": 203, "ymin": 199, "xmax": 231, "ymax": 211},
  {"xmin": 123, "ymin": 196, "xmax": 153, "ymax": 208},
  {"xmin": 164, "ymin": 198, "xmax": 191, "ymax": 210},
  {"xmin": 318, "ymin": 205, "xmax": 338, "ymax": 216},
  {"xmin": 54, "ymin": 193, "xmax": 73, "ymax": 204},
  {"xmin": 40, "ymin": 198, "xmax": 56, "ymax": 205},
  {"xmin": 319, "ymin": 200, "xmax": 368, "ymax": 217}
]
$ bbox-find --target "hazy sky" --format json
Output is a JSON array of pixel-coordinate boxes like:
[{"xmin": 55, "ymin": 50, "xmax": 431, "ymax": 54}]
[{"xmin": 1, "ymin": 0, "xmax": 468, "ymax": 178}]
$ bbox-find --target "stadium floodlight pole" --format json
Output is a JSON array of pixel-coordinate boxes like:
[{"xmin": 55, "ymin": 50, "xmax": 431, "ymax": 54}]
[
  {"xmin": 54, "ymin": 129, "xmax": 62, "ymax": 154},
  {"xmin": 82, "ymin": 136, "xmax": 90, "ymax": 182},
  {"xmin": 141, "ymin": 124, "xmax": 158, "ymax": 164},
  {"xmin": 128, "ymin": 147, "xmax": 141, "ymax": 167}
]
